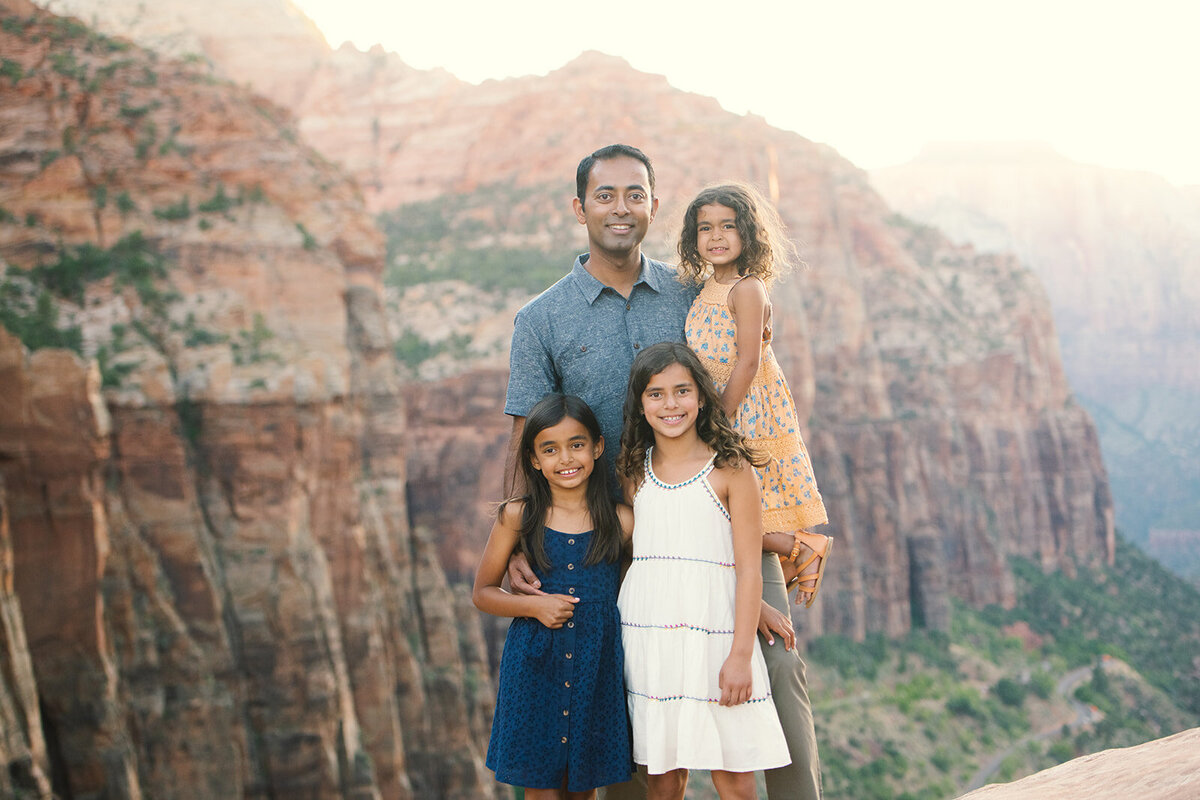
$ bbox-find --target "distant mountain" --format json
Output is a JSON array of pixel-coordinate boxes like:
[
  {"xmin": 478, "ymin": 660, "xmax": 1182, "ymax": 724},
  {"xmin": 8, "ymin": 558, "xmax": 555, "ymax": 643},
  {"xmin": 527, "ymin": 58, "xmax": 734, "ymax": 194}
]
[{"xmin": 872, "ymin": 144, "xmax": 1200, "ymax": 565}]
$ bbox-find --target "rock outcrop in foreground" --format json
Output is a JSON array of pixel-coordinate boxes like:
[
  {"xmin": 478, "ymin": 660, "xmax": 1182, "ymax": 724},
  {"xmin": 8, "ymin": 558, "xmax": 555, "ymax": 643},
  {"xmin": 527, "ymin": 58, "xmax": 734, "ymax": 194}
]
[{"xmin": 956, "ymin": 726, "xmax": 1200, "ymax": 800}]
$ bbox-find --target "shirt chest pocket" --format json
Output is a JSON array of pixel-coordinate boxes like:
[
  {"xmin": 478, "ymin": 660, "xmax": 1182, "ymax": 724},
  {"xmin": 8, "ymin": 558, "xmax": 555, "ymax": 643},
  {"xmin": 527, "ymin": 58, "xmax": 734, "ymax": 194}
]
[{"xmin": 554, "ymin": 343, "xmax": 599, "ymax": 395}]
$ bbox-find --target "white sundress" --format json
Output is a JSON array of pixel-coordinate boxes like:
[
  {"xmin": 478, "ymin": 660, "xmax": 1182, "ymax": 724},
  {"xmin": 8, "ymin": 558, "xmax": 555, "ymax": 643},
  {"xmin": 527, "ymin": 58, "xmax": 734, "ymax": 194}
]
[{"xmin": 617, "ymin": 448, "xmax": 789, "ymax": 774}]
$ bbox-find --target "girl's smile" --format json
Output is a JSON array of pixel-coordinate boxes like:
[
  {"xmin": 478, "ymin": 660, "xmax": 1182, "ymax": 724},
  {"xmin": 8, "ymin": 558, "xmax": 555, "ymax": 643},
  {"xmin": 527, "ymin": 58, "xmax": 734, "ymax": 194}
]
[
  {"xmin": 641, "ymin": 363, "xmax": 702, "ymax": 439},
  {"xmin": 529, "ymin": 417, "xmax": 603, "ymax": 489},
  {"xmin": 696, "ymin": 203, "xmax": 743, "ymax": 273}
]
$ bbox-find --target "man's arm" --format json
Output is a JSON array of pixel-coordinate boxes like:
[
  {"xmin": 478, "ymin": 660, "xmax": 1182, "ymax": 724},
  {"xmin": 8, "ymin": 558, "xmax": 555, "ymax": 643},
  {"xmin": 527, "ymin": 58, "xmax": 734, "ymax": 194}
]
[
  {"xmin": 503, "ymin": 415, "xmax": 526, "ymax": 499},
  {"xmin": 503, "ymin": 304, "xmax": 559, "ymax": 594},
  {"xmin": 500, "ymin": 415, "xmax": 546, "ymax": 594}
]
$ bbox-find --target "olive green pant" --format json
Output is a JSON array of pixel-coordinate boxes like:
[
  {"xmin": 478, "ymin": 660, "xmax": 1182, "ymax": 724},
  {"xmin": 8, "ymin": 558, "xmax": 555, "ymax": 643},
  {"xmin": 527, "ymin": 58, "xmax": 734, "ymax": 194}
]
[{"xmin": 603, "ymin": 553, "xmax": 822, "ymax": 800}]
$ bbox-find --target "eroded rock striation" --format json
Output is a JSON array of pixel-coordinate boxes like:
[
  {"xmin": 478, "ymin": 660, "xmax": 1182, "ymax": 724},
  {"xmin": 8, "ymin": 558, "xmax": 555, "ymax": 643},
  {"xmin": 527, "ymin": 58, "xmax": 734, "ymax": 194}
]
[{"xmin": 0, "ymin": 2, "xmax": 492, "ymax": 797}]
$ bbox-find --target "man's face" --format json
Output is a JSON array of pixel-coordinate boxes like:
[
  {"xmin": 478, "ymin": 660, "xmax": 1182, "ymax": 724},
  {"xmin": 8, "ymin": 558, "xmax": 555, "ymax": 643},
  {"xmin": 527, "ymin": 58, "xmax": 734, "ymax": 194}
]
[{"xmin": 572, "ymin": 156, "xmax": 659, "ymax": 259}]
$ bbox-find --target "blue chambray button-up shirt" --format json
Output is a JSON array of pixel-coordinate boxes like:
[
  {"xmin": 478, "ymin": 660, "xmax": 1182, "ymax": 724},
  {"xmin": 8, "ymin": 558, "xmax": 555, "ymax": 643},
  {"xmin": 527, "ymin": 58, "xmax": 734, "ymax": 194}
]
[{"xmin": 506, "ymin": 253, "xmax": 698, "ymax": 486}]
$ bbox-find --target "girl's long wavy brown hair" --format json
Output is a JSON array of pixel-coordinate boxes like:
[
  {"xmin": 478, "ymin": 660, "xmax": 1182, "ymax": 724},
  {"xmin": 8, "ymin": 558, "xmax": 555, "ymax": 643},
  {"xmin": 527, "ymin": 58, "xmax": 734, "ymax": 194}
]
[
  {"xmin": 617, "ymin": 342, "xmax": 769, "ymax": 484},
  {"xmin": 677, "ymin": 182, "xmax": 799, "ymax": 287},
  {"xmin": 502, "ymin": 393, "xmax": 623, "ymax": 572}
]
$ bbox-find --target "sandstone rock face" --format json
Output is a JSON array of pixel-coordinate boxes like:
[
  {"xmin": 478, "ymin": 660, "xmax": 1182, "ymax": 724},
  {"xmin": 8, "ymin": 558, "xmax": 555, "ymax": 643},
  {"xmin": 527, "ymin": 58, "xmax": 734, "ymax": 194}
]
[
  {"xmin": 871, "ymin": 144, "xmax": 1200, "ymax": 550},
  {"xmin": 0, "ymin": 470, "xmax": 53, "ymax": 799},
  {"xmin": 21, "ymin": 0, "xmax": 1115, "ymax": 650},
  {"xmin": 44, "ymin": 0, "xmax": 468, "ymax": 210},
  {"xmin": 0, "ymin": 3, "xmax": 492, "ymax": 797},
  {"xmin": 955, "ymin": 726, "xmax": 1200, "ymax": 800}
]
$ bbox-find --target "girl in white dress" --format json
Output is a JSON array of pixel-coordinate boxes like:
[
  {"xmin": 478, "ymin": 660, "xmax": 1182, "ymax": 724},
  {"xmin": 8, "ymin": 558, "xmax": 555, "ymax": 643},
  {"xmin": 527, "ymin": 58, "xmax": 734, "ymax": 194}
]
[{"xmin": 616, "ymin": 342, "xmax": 789, "ymax": 800}]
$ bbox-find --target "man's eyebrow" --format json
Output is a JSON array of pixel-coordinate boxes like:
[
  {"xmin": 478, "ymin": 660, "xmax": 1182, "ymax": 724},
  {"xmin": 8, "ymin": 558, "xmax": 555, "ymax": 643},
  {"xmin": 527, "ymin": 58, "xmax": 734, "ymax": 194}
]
[{"xmin": 592, "ymin": 184, "xmax": 648, "ymax": 193}]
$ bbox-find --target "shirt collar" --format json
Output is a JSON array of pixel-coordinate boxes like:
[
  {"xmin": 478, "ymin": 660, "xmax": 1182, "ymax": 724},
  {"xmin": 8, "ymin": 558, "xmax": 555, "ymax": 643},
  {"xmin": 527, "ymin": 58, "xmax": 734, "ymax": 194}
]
[{"xmin": 571, "ymin": 253, "xmax": 662, "ymax": 305}]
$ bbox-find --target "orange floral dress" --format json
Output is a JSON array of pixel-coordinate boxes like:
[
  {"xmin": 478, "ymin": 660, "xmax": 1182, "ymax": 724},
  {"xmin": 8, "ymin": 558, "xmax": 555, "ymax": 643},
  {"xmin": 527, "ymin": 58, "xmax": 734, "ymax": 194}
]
[{"xmin": 685, "ymin": 277, "xmax": 828, "ymax": 532}]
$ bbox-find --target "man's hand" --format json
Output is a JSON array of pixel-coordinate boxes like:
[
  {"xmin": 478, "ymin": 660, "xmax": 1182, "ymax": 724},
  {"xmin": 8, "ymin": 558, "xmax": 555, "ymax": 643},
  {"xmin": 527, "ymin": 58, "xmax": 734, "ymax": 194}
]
[
  {"xmin": 507, "ymin": 551, "xmax": 546, "ymax": 595},
  {"xmin": 757, "ymin": 599, "xmax": 795, "ymax": 651}
]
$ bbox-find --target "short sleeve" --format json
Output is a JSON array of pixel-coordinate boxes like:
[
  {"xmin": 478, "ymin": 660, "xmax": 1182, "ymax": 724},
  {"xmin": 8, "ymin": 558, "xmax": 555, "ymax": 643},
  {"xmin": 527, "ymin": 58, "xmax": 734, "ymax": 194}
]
[{"xmin": 505, "ymin": 308, "xmax": 558, "ymax": 418}]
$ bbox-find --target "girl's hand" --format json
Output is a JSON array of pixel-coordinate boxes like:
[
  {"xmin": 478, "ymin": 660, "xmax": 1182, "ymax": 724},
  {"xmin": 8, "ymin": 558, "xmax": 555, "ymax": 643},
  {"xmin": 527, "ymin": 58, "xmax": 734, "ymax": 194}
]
[
  {"xmin": 718, "ymin": 655, "xmax": 753, "ymax": 706},
  {"xmin": 531, "ymin": 594, "xmax": 580, "ymax": 629},
  {"xmin": 757, "ymin": 600, "xmax": 795, "ymax": 651}
]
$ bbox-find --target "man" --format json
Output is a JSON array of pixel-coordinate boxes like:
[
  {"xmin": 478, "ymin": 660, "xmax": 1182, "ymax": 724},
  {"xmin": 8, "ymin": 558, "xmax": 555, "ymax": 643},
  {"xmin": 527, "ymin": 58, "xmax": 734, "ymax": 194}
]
[{"xmin": 503, "ymin": 144, "xmax": 822, "ymax": 799}]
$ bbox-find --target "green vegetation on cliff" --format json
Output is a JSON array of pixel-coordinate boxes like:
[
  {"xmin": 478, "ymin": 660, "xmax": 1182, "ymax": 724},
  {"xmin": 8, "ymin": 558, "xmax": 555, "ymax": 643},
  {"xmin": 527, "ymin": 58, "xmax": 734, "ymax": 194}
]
[
  {"xmin": 378, "ymin": 183, "xmax": 581, "ymax": 294},
  {"xmin": 802, "ymin": 534, "xmax": 1200, "ymax": 800}
]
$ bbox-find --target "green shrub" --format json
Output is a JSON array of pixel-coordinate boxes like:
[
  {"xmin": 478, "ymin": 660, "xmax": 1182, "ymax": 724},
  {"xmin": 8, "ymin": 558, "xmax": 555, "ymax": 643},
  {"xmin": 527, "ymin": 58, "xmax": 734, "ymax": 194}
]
[
  {"xmin": 1, "ymin": 57, "xmax": 23, "ymax": 84},
  {"xmin": 198, "ymin": 184, "xmax": 238, "ymax": 215},
  {"xmin": 296, "ymin": 222, "xmax": 317, "ymax": 250},
  {"xmin": 946, "ymin": 688, "xmax": 986, "ymax": 720},
  {"xmin": 231, "ymin": 313, "xmax": 279, "ymax": 365},
  {"xmin": 153, "ymin": 196, "xmax": 191, "ymax": 221},
  {"xmin": 1047, "ymin": 740, "xmax": 1074, "ymax": 764},
  {"xmin": 993, "ymin": 677, "xmax": 1027, "ymax": 707},
  {"xmin": 0, "ymin": 282, "xmax": 82, "ymax": 353},
  {"xmin": 1030, "ymin": 670, "xmax": 1055, "ymax": 700},
  {"xmin": 116, "ymin": 192, "xmax": 137, "ymax": 215}
]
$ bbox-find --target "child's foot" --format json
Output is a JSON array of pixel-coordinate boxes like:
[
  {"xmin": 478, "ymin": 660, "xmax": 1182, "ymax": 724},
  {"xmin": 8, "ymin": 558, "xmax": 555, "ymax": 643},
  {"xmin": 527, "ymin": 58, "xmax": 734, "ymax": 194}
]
[{"xmin": 783, "ymin": 531, "xmax": 833, "ymax": 608}]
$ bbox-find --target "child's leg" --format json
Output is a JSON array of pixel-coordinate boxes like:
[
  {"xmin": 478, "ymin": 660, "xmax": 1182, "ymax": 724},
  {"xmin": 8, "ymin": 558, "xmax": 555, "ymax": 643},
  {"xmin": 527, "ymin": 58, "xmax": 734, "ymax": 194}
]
[
  {"xmin": 710, "ymin": 770, "xmax": 757, "ymax": 800},
  {"xmin": 777, "ymin": 529, "xmax": 831, "ymax": 606},
  {"xmin": 646, "ymin": 768, "xmax": 687, "ymax": 800}
]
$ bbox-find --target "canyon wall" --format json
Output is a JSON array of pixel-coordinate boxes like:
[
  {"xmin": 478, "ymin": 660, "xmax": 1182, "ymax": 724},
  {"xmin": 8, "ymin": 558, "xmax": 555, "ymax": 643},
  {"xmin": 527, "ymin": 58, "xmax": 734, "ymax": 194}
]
[
  {"xmin": 1, "ymin": 1, "xmax": 1123, "ymax": 794},
  {"xmin": 31, "ymin": 1, "xmax": 1117, "ymax": 642},
  {"xmin": 0, "ymin": 2, "xmax": 493, "ymax": 796},
  {"xmin": 365, "ymin": 54, "xmax": 1116, "ymax": 642},
  {"xmin": 872, "ymin": 145, "xmax": 1200, "ymax": 562}
]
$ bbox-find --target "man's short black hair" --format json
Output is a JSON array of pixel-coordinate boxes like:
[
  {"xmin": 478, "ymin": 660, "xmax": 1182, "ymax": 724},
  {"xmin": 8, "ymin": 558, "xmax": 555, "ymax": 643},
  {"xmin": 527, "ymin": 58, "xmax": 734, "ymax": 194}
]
[{"xmin": 575, "ymin": 144, "xmax": 655, "ymax": 206}]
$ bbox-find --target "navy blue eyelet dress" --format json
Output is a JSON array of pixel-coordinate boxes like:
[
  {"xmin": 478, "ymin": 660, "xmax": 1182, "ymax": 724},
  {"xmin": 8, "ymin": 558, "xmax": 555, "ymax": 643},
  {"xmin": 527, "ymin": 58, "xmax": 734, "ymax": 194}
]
[{"xmin": 486, "ymin": 527, "xmax": 633, "ymax": 791}]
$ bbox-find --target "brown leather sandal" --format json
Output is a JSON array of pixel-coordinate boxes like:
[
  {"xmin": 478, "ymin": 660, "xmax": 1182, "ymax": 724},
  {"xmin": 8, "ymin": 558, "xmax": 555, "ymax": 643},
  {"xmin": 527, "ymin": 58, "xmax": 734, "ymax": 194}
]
[{"xmin": 784, "ymin": 531, "xmax": 833, "ymax": 608}]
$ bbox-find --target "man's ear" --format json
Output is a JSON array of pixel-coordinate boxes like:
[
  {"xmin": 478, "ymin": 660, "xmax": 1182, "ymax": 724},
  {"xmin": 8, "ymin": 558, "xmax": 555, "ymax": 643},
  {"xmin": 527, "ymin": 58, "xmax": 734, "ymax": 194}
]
[
  {"xmin": 573, "ymin": 196, "xmax": 586, "ymax": 224},
  {"xmin": 648, "ymin": 194, "xmax": 660, "ymax": 223}
]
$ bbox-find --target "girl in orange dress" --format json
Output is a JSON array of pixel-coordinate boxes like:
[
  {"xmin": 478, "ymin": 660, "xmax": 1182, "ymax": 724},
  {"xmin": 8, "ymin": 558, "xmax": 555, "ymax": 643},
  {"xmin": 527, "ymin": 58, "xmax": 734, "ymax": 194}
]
[{"xmin": 679, "ymin": 183, "xmax": 832, "ymax": 606}]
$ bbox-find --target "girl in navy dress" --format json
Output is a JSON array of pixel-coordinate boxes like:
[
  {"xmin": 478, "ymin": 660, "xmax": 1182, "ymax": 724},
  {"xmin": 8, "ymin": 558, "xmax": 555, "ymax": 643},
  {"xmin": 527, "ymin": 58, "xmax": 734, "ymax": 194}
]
[{"xmin": 474, "ymin": 393, "xmax": 634, "ymax": 799}]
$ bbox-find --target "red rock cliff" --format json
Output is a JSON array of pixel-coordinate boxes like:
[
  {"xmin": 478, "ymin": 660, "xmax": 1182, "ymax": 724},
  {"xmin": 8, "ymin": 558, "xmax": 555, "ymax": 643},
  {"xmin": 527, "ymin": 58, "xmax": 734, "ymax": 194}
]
[
  {"xmin": 369, "ymin": 54, "xmax": 1117, "ymax": 641},
  {"xmin": 37, "ymin": 1, "xmax": 1117, "ymax": 641},
  {"xmin": 0, "ymin": 2, "xmax": 493, "ymax": 797}
]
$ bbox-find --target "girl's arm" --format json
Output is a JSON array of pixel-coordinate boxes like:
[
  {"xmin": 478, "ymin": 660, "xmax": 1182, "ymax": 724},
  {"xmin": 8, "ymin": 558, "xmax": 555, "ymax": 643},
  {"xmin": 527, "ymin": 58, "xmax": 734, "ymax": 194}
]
[
  {"xmin": 721, "ymin": 276, "xmax": 771, "ymax": 419},
  {"xmin": 617, "ymin": 501, "xmax": 635, "ymax": 581},
  {"xmin": 616, "ymin": 502, "xmax": 635, "ymax": 547},
  {"xmin": 719, "ymin": 462, "xmax": 765, "ymax": 706},
  {"xmin": 473, "ymin": 502, "xmax": 579, "ymax": 628}
]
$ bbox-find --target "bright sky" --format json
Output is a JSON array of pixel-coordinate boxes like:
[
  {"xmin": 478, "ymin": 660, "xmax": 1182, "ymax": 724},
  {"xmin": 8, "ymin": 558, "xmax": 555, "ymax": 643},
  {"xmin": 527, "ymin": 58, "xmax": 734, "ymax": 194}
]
[{"xmin": 291, "ymin": 0, "xmax": 1200, "ymax": 186}]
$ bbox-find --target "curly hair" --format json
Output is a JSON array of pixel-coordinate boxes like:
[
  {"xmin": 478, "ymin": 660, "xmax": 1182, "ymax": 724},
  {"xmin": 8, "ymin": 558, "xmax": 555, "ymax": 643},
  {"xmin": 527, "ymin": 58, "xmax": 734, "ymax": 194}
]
[
  {"xmin": 676, "ymin": 182, "xmax": 799, "ymax": 287},
  {"xmin": 617, "ymin": 342, "xmax": 768, "ymax": 484}
]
